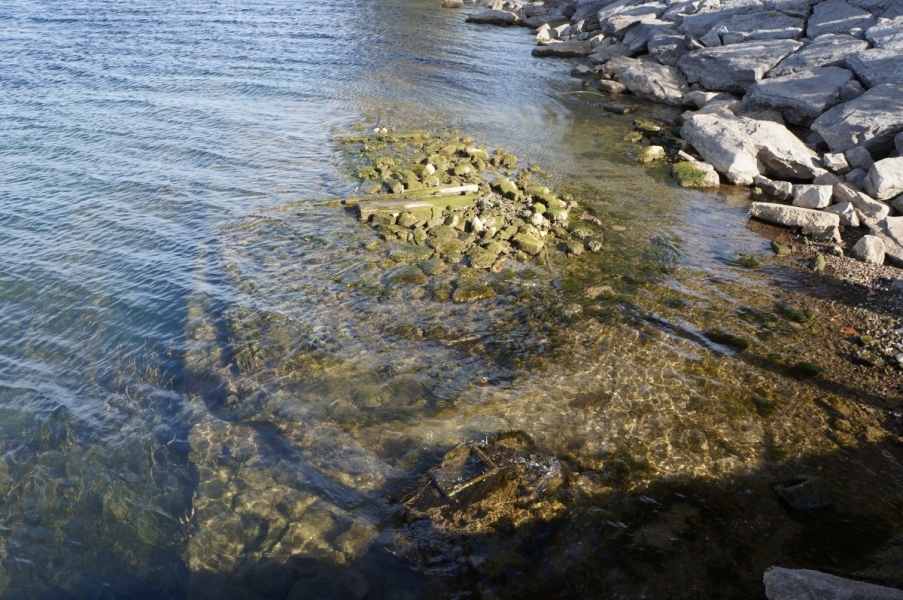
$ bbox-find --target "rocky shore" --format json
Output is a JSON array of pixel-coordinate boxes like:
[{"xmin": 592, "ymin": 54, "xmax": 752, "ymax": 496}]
[{"xmin": 458, "ymin": 0, "xmax": 903, "ymax": 370}]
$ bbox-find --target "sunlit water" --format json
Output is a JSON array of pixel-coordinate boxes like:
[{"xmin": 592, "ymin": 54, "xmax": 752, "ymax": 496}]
[{"xmin": 1, "ymin": 1, "xmax": 902, "ymax": 598}]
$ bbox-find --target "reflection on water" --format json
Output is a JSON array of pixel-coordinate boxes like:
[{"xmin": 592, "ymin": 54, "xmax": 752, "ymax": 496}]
[{"xmin": 1, "ymin": 0, "xmax": 901, "ymax": 597}]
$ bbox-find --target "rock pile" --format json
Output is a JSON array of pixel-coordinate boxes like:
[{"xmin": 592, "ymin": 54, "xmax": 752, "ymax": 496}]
[
  {"xmin": 338, "ymin": 129, "xmax": 608, "ymax": 289},
  {"xmin": 461, "ymin": 0, "xmax": 903, "ymax": 267}
]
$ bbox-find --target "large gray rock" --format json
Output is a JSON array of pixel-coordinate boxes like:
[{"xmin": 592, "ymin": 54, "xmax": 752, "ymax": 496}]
[
  {"xmin": 892, "ymin": 194, "xmax": 903, "ymax": 213},
  {"xmin": 846, "ymin": 146, "xmax": 874, "ymax": 171},
  {"xmin": 850, "ymin": 234, "xmax": 887, "ymax": 264},
  {"xmin": 532, "ymin": 40, "xmax": 594, "ymax": 57},
  {"xmin": 806, "ymin": 0, "xmax": 876, "ymax": 38},
  {"xmin": 846, "ymin": 49, "xmax": 903, "ymax": 88},
  {"xmin": 622, "ymin": 21, "xmax": 675, "ymax": 53},
  {"xmin": 706, "ymin": 11, "xmax": 806, "ymax": 46},
  {"xmin": 768, "ymin": 34, "xmax": 869, "ymax": 77},
  {"xmin": 864, "ymin": 157, "xmax": 903, "ymax": 200},
  {"xmin": 648, "ymin": 30, "xmax": 690, "ymax": 66},
  {"xmin": 677, "ymin": 40, "xmax": 804, "ymax": 93},
  {"xmin": 744, "ymin": 66, "xmax": 853, "ymax": 125},
  {"xmin": 603, "ymin": 57, "xmax": 689, "ymax": 105},
  {"xmin": 811, "ymin": 83, "xmax": 903, "ymax": 153},
  {"xmin": 764, "ymin": 567, "xmax": 903, "ymax": 600},
  {"xmin": 865, "ymin": 16, "xmax": 903, "ymax": 49},
  {"xmin": 834, "ymin": 181, "xmax": 891, "ymax": 223},
  {"xmin": 749, "ymin": 202, "xmax": 842, "ymax": 240},
  {"xmin": 681, "ymin": 111, "xmax": 821, "ymax": 184},
  {"xmin": 871, "ymin": 216, "xmax": 903, "ymax": 265},
  {"xmin": 897, "ymin": 131, "xmax": 903, "ymax": 155},
  {"xmin": 677, "ymin": 5, "xmax": 751, "ymax": 39},
  {"xmin": 596, "ymin": 0, "xmax": 667, "ymax": 36},
  {"xmin": 465, "ymin": 9, "xmax": 520, "ymax": 25}
]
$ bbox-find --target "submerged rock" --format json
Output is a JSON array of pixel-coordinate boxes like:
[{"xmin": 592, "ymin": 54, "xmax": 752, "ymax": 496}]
[{"xmin": 775, "ymin": 475, "xmax": 831, "ymax": 509}]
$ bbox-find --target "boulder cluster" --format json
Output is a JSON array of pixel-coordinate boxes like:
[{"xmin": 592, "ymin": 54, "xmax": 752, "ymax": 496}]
[
  {"xmin": 463, "ymin": 0, "xmax": 903, "ymax": 267},
  {"xmin": 340, "ymin": 130, "xmax": 608, "ymax": 286}
]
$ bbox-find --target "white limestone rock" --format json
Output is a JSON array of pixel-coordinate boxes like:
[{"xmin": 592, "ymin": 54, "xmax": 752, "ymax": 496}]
[
  {"xmin": 806, "ymin": 0, "xmax": 876, "ymax": 38},
  {"xmin": 743, "ymin": 66, "xmax": 853, "ymax": 125},
  {"xmin": 846, "ymin": 49, "xmax": 903, "ymax": 88},
  {"xmin": 865, "ymin": 16, "xmax": 903, "ymax": 50},
  {"xmin": 823, "ymin": 200, "xmax": 860, "ymax": 226},
  {"xmin": 749, "ymin": 202, "xmax": 841, "ymax": 240},
  {"xmin": 677, "ymin": 39, "xmax": 804, "ymax": 93},
  {"xmin": 864, "ymin": 157, "xmax": 903, "ymax": 200},
  {"xmin": 793, "ymin": 184, "xmax": 834, "ymax": 208},
  {"xmin": 754, "ymin": 175, "xmax": 794, "ymax": 200},
  {"xmin": 833, "ymin": 181, "xmax": 891, "ymax": 223},
  {"xmin": 768, "ymin": 34, "xmax": 869, "ymax": 77},
  {"xmin": 602, "ymin": 57, "xmax": 689, "ymax": 105},
  {"xmin": 871, "ymin": 216, "xmax": 903, "ymax": 265},
  {"xmin": 811, "ymin": 83, "xmax": 903, "ymax": 153},
  {"xmin": 681, "ymin": 111, "xmax": 821, "ymax": 185},
  {"xmin": 850, "ymin": 234, "xmax": 886, "ymax": 264},
  {"xmin": 822, "ymin": 152, "xmax": 851, "ymax": 174}
]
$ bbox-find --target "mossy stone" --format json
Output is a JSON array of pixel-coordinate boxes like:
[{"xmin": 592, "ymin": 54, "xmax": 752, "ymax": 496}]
[
  {"xmin": 387, "ymin": 266, "xmax": 428, "ymax": 285},
  {"xmin": 513, "ymin": 233, "xmax": 544, "ymax": 256},
  {"xmin": 452, "ymin": 279, "xmax": 496, "ymax": 302},
  {"xmin": 388, "ymin": 245, "xmax": 434, "ymax": 263}
]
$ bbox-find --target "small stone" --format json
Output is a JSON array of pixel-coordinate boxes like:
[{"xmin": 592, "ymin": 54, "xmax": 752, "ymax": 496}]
[
  {"xmin": 603, "ymin": 104, "xmax": 637, "ymax": 114},
  {"xmin": 452, "ymin": 279, "xmax": 495, "ymax": 302},
  {"xmin": 637, "ymin": 145, "xmax": 666, "ymax": 163},
  {"xmin": 567, "ymin": 241, "xmax": 584, "ymax": 256},
  {"xmin": 809, "ymin": 253, "xmax": 827, "ymax": 272},
  {"xmin": 822, "ymin": 152, "xmax": 850, "ymax": 174},
  {"xmin": 387, "ymin": 266, "xmax": 428, "ymax": 285},
  {"xmin": 512, "ymin": 233, "xmax": 544, "ymax": 255},
  {"xmin": 771, "ymin": 240, "xmax": 792, "ymax": 256},
  {"xmin": 598, "ymin": 80, "xmax": 628, "ymax": 94}
]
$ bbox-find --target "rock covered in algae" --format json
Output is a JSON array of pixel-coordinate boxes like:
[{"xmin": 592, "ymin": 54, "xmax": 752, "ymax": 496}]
[{"xmin": 335, "ymin": 128, "xmax": 611, "ymax": 298}]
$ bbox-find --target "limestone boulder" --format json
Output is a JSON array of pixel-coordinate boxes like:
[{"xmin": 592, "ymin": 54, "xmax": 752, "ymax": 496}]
[
  {"xmin": 677, "ymin": 40, "xmax": 804, "ymax": 93},
  {"xmin": 871, "ymin": 216, "xmax": 903, "ymax": 265},
  {"xmin": 603, "ymin": 57, "xmax": 689, "ymax": 105},
  {"xmin": 681, "ymin": 111, "xmax": 821, "ymax": 185},
  {"xmin": 864, "ymin": 157, "xmax": 903, "ymax": 200},
  {"xmin": 764, "ymin": 567, "xmax": 903, "ymax": 600},
  {"xmin": 743, "ymin": 66, "xmax": 853, "ymax": 125},
  {"xmin": 823, "ymin": 201, "xmax": 860, "ymax": 226},
  {"xmin": 846, "ymin": 146, "xmax": 874, "ymax": 171},
  {"xmin": 767, "ymin": 34, "xmax": 869, "ymax": 77},
  {"xmin": 806, "ymin": 0, "xmax": 876, "ymax": 38},
  {"xmin": 850, "ymin": 234, "xmax": 886, "ymax": 264},
  {"xmin": 648, "ymin": 30, "xmax": 690, "ymax": 66},
  {"xmin": 704, "ymin": 11, "xmax": 806, "ymax": 46},
  {"xmin": 833, "ymin": 182, "xmax": 891, "ymax": 223},
  {"xmin": 865, "ymin": 16, "xmax": 903, "ymax": 49},
  {"xmin": 532, "ymin": 40, "xmax": 594, "ymax": 57},
  {"xmin": 846, "ymin": 49, "xmax": 903, "ymax": 88},
  {"xmin": 677, "ymin": 5, "xmax": 751, "ymax": 39},
  {"xmin": 596, "ymin": 0, "xmax": 668, "ymax": 36},
  {"xmin": 793, "ymin": 184, "xmax": 833, "ymax": 208},
  {"xmin": 749, "ymin": 202, "xmax": 841, "ymax": 240},
  {"xmin": 811, "ymin": 83, "xmax": 903, "ymax": 153}
]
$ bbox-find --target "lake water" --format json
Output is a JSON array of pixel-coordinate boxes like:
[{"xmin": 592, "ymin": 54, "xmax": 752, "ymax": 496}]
[{"xmin": 2, "ymin": 1, "xmax": 902, "ymax": 598}]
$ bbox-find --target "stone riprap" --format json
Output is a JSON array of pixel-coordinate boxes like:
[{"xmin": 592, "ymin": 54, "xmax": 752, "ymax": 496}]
[{"xmin": 461, "ymin": 0, "xmax": 903, "ymax": 266}]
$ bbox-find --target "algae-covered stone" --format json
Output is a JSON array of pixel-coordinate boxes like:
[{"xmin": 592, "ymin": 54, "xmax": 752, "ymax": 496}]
[
  {"xmin": 370, "ymin": 213, "xmax": 397, "ymax": 226},
  {"xmin": 429, "ymin": 237, "xmax": 467, "ymax": 255},
  {"xmin": 567, "ymin": 241, "xmax": 585, "ymax": 256},
  {"xmin": 545, "ymin": 206, "xmax": 570, "ymax": 223},
  {"xmin": 452, "ymin": 279, "xmax": 496, "ymax": 302},
  {"xmin": 387, "ymin": 266, "xmax": 429, "ymax": 285},
  {"xmin": 513, "ymin": 233, "xmax": 544, "ymax": 256},
  {"xmin": 397, "ymin": 212, "xmax": 419, "ymax": 228},
  {"xmin": 428, "ymin": 225, "xmax": 459, "ymax": 240},
  {"xmin": 671, "ymin": 161, "xmax": 720, "ymax": 188},
  {"xmin": 420, "ymin": 258, "xmax": 446, "ymax": 275},
  {"xmin": 771, "ymin": 240, "xmax": 792, "ymax": 256},
  {"xmin": 468, "ymin": 249, "xmax": 497, "ymax": 269}
]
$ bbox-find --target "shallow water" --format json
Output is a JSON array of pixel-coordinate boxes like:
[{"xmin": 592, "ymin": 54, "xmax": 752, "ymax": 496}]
[{"xmin": 1, "ymin": 0, "xmax": 902, "ymax": 598}]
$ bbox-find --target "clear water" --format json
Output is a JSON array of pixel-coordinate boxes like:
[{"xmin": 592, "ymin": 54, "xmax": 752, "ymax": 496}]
[{"xmin": 1, "ymin": 1, "xmax": 901, "ymax": 598}]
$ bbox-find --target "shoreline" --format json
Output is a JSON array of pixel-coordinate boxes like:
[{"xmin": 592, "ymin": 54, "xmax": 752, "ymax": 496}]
[{"xmin": 456, "ymin": 0, "xmax": 903, "ymax": 376}]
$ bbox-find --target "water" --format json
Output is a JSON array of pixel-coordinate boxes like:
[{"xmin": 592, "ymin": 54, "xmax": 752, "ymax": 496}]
[{"xmin": 2, "ymin": 1, "xmax": 902, "ymax": 598}]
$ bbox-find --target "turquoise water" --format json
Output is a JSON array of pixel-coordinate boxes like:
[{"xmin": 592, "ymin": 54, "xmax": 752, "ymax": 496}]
[{"xmin": 2, "ymin": 1, "xmax": 901, "ymax": 598}]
